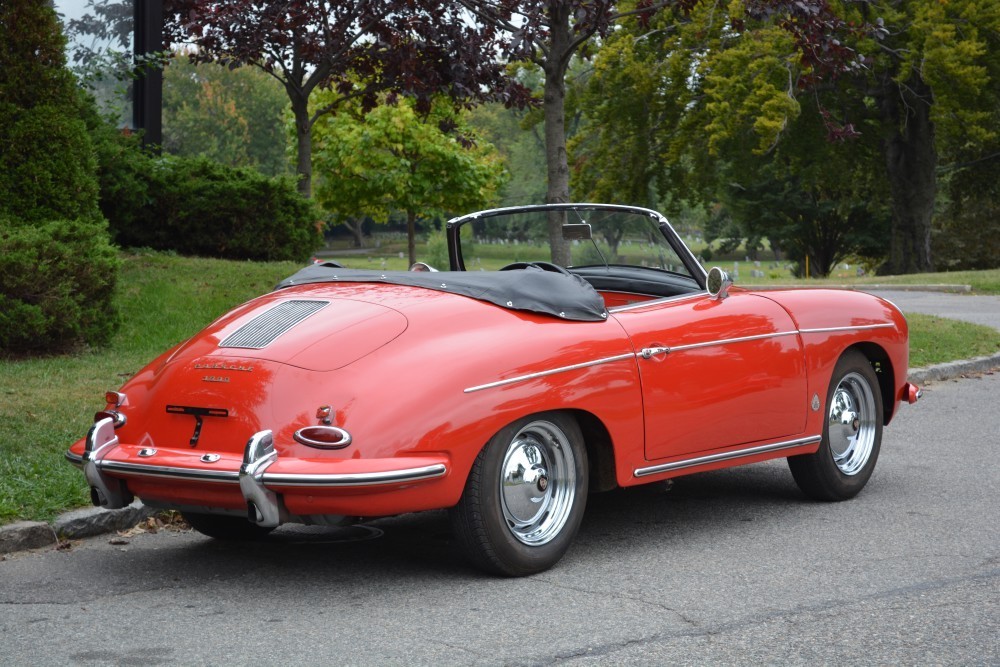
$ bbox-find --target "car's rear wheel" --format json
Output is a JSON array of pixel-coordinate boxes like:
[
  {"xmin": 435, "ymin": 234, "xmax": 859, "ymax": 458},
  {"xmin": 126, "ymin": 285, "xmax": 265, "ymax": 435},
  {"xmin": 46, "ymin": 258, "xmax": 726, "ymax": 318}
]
[
  {"xmin": 788, "ymin": 350, "xmax": 883, "ymax": 501},
  {"xmin": 451, "ymin": 412, "xmax": 588, "ymax": 576},
  {"xmin": 182, "ymin": 511, "xmax": 275, "ymax": 540}
]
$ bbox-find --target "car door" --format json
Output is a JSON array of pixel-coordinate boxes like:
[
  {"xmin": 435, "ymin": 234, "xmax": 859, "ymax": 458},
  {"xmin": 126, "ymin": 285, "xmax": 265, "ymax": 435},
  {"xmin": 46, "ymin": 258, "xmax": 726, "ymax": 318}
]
[{"xmin": 611, "ymin": 291, "xmax": 807, "ymax": 461}]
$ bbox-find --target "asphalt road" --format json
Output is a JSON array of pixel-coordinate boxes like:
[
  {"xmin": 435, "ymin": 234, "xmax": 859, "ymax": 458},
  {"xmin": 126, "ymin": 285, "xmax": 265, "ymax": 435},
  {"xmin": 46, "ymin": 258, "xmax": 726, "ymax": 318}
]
[
  {"xmin": 868, "ymin": 290, "xmax": 1000, "ymax": 331},
  {"xmin": 2, "ymin": 371, "xmax": 997, "ymax": 665}
]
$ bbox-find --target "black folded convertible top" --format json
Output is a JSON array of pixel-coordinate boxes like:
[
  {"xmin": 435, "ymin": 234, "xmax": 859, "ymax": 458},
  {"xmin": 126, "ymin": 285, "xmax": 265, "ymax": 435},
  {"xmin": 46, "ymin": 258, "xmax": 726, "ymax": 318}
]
[{"xmin": 275, "ymin": 264, "xmax": 609, "ymax": 322}]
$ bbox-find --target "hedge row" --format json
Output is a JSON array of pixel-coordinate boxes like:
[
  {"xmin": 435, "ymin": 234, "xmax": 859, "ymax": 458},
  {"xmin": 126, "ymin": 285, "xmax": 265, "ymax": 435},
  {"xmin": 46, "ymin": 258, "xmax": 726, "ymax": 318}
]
[{"xmin": 98, "ymin": 146, "xmax": 321, "ymax": 263}]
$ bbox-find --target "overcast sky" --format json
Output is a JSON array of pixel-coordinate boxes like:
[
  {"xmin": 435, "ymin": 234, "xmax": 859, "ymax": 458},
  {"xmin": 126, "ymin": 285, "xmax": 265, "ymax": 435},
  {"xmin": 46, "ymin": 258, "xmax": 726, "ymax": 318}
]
[
  {"xmin": 54, "ymin": 0, "xmax": 129, "ymax": 55},
  {"xmin": 54, "ymin": 0, "xmax": 89, "ymax": 22}
]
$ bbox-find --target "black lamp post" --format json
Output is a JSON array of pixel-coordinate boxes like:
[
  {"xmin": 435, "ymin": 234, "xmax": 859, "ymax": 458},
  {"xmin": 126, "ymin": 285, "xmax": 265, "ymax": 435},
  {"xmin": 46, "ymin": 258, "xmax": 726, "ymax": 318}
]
[{"xmin": 132, "ymin": 0, "xmax": 162, "ymax": 151}]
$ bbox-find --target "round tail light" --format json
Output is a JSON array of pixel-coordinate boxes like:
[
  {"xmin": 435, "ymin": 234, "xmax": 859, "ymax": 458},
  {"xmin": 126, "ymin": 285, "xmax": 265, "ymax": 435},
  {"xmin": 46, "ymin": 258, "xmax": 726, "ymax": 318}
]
[{"xmin": 293, "ymin": 426, "xmax": 352, "ymax": 449}]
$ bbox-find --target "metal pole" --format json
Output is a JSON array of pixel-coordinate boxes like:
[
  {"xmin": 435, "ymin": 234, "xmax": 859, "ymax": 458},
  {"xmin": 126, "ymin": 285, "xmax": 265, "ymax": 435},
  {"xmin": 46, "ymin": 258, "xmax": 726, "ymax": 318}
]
[{"xmin": 132, "ymin": 0, "xmax": 163, "ymax": 152}]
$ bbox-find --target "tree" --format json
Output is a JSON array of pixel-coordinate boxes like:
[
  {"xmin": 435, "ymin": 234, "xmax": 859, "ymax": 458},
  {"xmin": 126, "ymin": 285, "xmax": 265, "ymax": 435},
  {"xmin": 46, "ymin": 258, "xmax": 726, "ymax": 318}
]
[
  {"xmin": 930, "ymin": 2, "xmax": 1000, "ymax": 271},
  {"xmin": 862, "ymin": 0, "xmax": 1000, "ymax": 273},
  {"xmin": 163, "ymin": 1, "xmax": 524, "ymax": 198},
  {"xmin": 457, "ymin": 1, "xmax": 685, "ymax": 263},
  {"xmin": 312, "ymin": 95, "xmax": 508, "ymax": 265},
  {"xmin": 934, "ymin": 135, "xmax": 1000, "ymax": 270},
  {"xmin": 0, "ymin": 0, "xmax": 119, "ymax": 353},
  {"xmin": 573, "ymin": 0, "xmax": 1000, "ymax": 274},
  {"xmin": 467, "ymin": 97, "xmax": 548, "ymax": 208},
  {"xmin": 162, "ymin": 55, "xmax": 291, "ymax": 176},
  {"xmin": 569, "ymin": 33, "xmax": 661, "ymax": 209}
]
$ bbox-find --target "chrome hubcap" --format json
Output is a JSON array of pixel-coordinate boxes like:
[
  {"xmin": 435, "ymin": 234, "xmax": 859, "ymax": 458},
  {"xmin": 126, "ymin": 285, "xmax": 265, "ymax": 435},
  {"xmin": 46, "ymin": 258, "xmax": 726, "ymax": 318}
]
[
  {"xmin": 500, "ymin": 420, "xmax": 576, "ymax": 546},
  {"xmin": 828, "ymin": 372, "xmax": 877, "ymax": 475}
]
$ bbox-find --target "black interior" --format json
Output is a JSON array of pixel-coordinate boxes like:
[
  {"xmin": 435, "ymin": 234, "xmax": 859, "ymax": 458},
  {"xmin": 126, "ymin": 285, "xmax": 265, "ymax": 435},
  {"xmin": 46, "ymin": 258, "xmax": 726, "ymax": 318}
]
[{"xmin": 571, "ymin": 265, "xmax": 702, "ymax": 299}]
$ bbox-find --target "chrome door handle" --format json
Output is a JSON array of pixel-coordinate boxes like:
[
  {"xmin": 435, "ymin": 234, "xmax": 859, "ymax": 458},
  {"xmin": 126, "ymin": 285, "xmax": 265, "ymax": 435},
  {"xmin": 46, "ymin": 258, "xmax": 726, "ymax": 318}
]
[{"xmin": 640, "ymin": 346, "xmax": 670, "ymax": 359}]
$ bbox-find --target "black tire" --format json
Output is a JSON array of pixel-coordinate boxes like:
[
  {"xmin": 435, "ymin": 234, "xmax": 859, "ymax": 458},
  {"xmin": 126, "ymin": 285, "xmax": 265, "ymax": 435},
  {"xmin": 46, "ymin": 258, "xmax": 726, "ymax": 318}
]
[
  {"xmin": 788, "ymin": 350, "xmax": 884, "ymax": 501},
  {"xmin": 450, "ymin": 412, "xmax": 588, "ymax": 576},
  {"xmin": 182, "ymin": 511, "xmax": 275, "ymax": 541}
]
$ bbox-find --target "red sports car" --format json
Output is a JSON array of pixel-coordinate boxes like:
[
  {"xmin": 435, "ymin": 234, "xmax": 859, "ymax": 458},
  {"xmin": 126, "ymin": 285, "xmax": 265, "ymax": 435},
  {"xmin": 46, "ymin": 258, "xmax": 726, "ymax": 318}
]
[{"xmin": 67, "ymin": 204, "xmax": 919, "ymax": 575}]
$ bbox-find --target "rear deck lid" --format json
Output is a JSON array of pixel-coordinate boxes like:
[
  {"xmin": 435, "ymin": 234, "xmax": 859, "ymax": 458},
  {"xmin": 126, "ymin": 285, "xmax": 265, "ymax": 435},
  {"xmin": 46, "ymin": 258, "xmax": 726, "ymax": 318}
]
[{"xmin": 169, "ymin": 295, "xmax": 408, "ymax": 371}]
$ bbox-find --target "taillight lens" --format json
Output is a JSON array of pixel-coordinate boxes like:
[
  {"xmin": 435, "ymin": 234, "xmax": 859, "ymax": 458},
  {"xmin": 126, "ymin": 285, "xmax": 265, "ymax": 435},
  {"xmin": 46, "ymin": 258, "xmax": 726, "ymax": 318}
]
[{"xmin": 293, "ymin": 425, "xmax": 352, "ymax": 449}]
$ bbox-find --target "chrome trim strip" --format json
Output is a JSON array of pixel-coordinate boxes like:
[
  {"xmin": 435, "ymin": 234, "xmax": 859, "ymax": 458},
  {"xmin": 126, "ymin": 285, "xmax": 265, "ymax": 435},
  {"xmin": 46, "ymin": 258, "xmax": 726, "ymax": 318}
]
[
  {"xmin": 463, "ymin": 322, "xmax": 895, "ymax": 393},
  {"xmin": 65, "ymin": 451, "xmax": 83, "ymax": 466},
  {"xmin": 634, "ymin": 436, "xmax": 822, "ymax": 478},
  {"xmin": 97, "ymin": 460, "xmax": 241, "ymax": 484},
  {"xmin": 798, "ymin": 323, "xmax": 894, "ymax": 334},
  {"xmin": 463, "ymin": 353, "xmax": 635, "ymax": 393},
  {"xmin": 668, "ymin": 330, "xmax": 799, "ymax": 353},
  {"xmin": 608, "ymin": 292, "xmax": 703, "ymax": 314},
  {"xmin": 89, "ymin": 459, "xmax": 447, "ymax": 488},
  {"xmin": 263, "ymin": 463, "xmax": 448, "ymax": 487}
]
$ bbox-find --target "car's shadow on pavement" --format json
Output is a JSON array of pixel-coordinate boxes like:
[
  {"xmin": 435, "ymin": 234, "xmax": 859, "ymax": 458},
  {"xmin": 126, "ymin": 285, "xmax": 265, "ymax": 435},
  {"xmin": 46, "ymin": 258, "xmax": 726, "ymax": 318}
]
[{"xmin": 138, "ymin": 460, "xmax": 807, "ymax": 581}]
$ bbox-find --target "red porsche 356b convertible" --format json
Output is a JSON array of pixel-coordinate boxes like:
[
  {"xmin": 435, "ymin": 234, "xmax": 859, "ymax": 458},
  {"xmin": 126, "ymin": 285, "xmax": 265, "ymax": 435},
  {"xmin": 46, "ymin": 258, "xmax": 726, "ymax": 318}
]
[{"xmin": 67, "ymin": 204, "xmax": 919, "ymax": 575}]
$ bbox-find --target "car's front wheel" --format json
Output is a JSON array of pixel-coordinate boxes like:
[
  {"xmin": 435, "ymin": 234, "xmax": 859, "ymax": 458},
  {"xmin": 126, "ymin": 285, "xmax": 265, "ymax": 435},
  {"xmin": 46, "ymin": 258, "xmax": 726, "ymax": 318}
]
[
  {"xmin": 450, "ymin": 412, "xmax": 588, "ymax": 576},
  {"xmin": 788, "ymin": 350, "xmax": 884, "ymax": 501},
  {"xmin": 182, "ymin": 511, "xmax": 275, "ymax": 540}
]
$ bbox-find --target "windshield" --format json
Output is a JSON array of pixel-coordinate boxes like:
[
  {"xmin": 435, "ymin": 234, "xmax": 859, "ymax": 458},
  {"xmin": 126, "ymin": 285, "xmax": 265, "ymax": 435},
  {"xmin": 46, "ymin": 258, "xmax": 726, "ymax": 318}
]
[{"xmin": 448, "ymin": 205, "xmax": 699, "ymax": 280}]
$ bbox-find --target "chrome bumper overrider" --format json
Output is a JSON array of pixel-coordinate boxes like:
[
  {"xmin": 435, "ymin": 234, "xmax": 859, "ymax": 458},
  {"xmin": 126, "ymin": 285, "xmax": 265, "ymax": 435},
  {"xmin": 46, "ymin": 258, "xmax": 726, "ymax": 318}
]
[
  {"xmin": 82, "ymin": 417, "xmax": 134, "ymax": 509},
  {"xmin": 69, "ymin": 424, "xmax": 448, "ymax": 528}
]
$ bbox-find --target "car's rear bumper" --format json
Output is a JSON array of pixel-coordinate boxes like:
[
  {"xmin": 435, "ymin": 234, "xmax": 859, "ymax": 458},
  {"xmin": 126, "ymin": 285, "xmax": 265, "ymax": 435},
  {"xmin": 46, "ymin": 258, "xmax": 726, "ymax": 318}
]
[{"xmin": 67, "ymin": 418, "xmax": 450, "ymax": 526}]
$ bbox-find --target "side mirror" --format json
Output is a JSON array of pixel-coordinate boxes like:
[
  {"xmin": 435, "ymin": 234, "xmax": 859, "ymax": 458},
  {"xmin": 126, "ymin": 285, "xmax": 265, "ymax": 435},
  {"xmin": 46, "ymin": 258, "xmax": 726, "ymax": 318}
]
[{"xmin": 706, "ymin": 266, "xmax": 732, "ymax": 300}]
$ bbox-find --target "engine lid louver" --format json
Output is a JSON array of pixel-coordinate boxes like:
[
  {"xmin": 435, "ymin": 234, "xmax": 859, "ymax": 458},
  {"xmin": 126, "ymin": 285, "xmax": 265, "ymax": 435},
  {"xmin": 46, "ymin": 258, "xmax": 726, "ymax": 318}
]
[{"xmin": 219, "ymin": 300, "xmax": 328, "ymax": 349}]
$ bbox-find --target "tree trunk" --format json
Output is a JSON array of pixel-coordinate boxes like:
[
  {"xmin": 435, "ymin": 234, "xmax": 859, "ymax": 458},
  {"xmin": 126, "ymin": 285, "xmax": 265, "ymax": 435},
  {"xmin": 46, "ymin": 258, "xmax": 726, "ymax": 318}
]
[
  {"xmin": 406, "ymin": 210, "xmax": 417, "ymax": 267},
  {"xmin": 344, "ymin": 217, "xmax": 365, "ymax": 248},
  {"xmin": 542, "ymin": 2, "xmax": 572, "ymax": 265},
  {"xmin": 880, "ymin": 74, "xmax": 936, "ymax": 274},
  {"xmin": 289, "ymin": 88, "xmax": 312, "ymax": 198}
]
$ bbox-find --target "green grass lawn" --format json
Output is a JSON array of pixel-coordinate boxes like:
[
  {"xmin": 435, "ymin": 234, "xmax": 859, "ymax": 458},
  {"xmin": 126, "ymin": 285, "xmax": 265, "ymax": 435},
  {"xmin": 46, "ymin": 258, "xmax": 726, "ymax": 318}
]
[
  {"xmin": 907, "ymin": 313, "xmax": 1000, "ymax": 368},
  {"xmin": 1, "ymin": 251, "xmax": 997, "ymax": 525}
]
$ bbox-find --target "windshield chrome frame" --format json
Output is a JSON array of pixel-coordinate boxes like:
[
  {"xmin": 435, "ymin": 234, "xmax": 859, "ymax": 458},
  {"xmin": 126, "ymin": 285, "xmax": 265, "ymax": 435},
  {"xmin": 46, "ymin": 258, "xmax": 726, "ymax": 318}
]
[{"xmin": 445, "ymin": 203, "xmax": 707, "ymax": 290}]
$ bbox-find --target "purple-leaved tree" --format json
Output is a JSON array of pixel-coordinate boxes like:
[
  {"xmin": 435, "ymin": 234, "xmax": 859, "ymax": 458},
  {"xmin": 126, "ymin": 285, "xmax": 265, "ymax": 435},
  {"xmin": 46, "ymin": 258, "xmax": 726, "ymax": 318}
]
[{"xmin": 163, "ymin": 0, "xmax": 529, "ymax": 197}]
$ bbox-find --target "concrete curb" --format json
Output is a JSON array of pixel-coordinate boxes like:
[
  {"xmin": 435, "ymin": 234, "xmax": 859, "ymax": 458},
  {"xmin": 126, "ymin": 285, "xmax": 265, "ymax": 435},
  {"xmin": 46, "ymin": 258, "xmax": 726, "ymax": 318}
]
[
  {"xmin": 3, "ymin": 352, "xmax": 999, "ymax": 557},
  {"xmin": 1, "ymin": 500, "xmax": 158, "ymax": 556},
  {"xmin": 0, "ymin": 521, "xmax": 58, "ymax": 553},
  {"xmin": 907, "ymin": 352, "xmax": 1000, "ymax": 385}
]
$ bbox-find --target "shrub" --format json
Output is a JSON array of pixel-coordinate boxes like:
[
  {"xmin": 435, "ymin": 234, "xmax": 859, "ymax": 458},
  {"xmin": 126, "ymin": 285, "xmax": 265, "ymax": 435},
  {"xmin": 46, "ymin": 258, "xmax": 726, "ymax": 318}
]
[
  {"xmin": 115, "ymin": 156, "xmax": 321, "ymax": 262},
  {"xmin": 0, "ymin": 0, "xmax": 119, "ymax": 354},
  {"xmin": 80, "ymin": 96, "xmax": 154, "ymax": 238},
  {"xmin": 0, "ymin": 217, "xmax": 120, "ymax": 354},
  {"xmin": 0, "ymin": 103, "xmax": 101, "ymax": 224}
]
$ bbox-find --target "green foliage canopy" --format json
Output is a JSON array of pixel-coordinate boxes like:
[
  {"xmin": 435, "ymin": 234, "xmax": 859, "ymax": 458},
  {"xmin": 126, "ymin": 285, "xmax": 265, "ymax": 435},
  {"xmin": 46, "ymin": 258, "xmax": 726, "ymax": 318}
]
[
  {"xmin": 571, "ymin": 0, "xmax": 1000, "ymax": 275},
  {"xmin": 162, "ymin": 56, "xmax": 291, "ymax": 176},
  {"xmin": 311, "ymin": 95, "xmax": 508, "ymax": 264}
]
